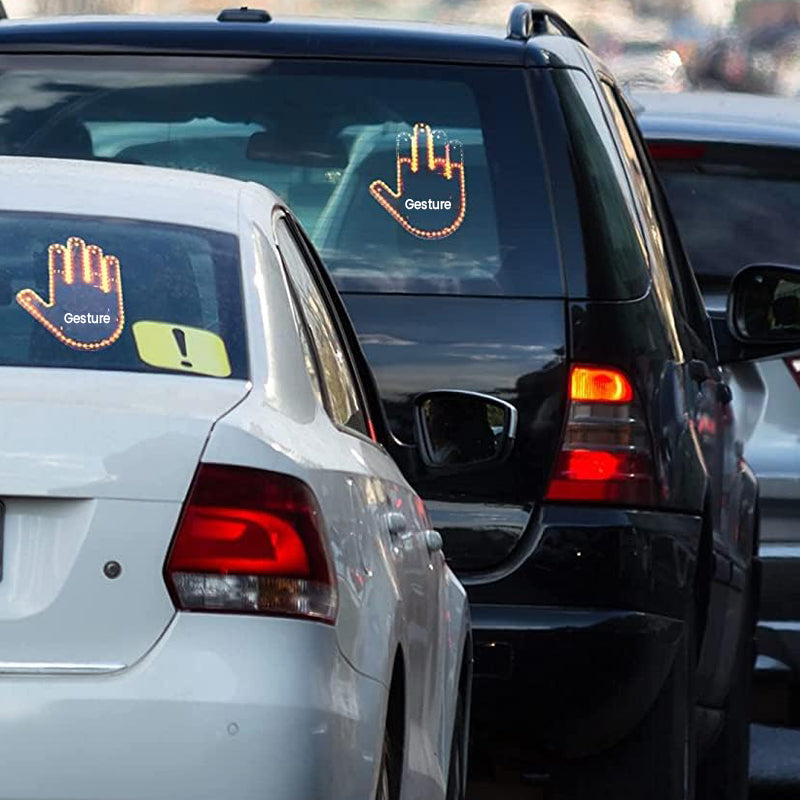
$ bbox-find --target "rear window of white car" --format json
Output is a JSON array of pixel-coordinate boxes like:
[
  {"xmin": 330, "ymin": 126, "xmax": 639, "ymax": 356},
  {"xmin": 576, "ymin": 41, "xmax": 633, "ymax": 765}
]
[
  {"xmin": 0, "ymin": 55, "xmax": 563, "ymax": 298},
  {"xmin": 0, "ymin": 212, "xmax": 247, "ymax": 378}
]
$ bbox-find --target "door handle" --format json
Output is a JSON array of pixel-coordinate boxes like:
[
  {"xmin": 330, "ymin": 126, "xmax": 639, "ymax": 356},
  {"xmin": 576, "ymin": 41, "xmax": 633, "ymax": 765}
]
[{"xmin": 424, "ymin": 529, "xmax": 444, "ymax": 554}]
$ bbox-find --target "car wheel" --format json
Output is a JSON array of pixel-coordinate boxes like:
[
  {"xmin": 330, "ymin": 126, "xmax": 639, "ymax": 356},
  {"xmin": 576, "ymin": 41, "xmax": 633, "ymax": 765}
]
[
  {"xmin": 446, "ymin": 695, "xmax": 465, "ymax": 800},
  {"xmin": 695, "ymin": 573, "xmax": 755, "ymax": 800}
]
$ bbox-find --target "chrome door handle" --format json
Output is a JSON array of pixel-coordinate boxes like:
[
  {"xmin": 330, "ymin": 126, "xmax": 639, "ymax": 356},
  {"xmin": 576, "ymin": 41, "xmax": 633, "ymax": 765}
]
[{"xmin": 424, "ymin": 529, "xmax": 444, "ymax": 553}]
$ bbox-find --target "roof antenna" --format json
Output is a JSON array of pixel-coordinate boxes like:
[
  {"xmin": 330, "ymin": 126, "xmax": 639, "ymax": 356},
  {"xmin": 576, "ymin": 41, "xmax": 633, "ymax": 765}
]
[{"xmin": 0, "ymin": 3, "xmax": 7, "ymax": 20}]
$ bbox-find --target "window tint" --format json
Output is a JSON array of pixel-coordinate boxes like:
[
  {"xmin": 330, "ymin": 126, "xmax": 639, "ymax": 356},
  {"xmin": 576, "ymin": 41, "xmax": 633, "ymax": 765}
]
[
  {"xmin": 275, "ymin": 218, "xmax": 368, "ymax": 436},
  {"xmin": 0, "ymin": 211, "xmax": 246, "ymax": 378},
  {"xmin": 656, "ymin": 157, "xmax": 800, "ymax": 290},
  {"xmin": 0, "ymin": 55, "xmax": 562, "ymax": 298},
  {"xmin": 552, "ymin": 69, "xmax": 649, "ymax": 300}
]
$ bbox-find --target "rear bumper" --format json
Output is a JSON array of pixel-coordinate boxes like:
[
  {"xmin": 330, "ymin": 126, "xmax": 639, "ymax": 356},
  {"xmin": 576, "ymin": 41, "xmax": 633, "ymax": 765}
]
[
  {"xmin": 758, "ymin": 543, "xmax": 800, "ymax": 678},
  {"xmin": 0, "ymin": 613, "xmax": 386, "ymax": 800},
  {"xmin": 463, "ymin": 505, "xmax": 700, "ymax": 759},
  {"xmin": 470, "ymin": 606, "xmax": 684, "ymax": 759}
]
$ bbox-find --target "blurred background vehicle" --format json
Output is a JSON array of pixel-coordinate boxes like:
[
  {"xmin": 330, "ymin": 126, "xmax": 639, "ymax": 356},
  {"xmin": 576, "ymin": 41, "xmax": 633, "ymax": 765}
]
[
  {"xmin": 605, "ymin": 40, "xmax": 692, "ymax": 93},
  {"xmin": 637, "ymin": 91, "xmax": 800, "ymax": 721}
]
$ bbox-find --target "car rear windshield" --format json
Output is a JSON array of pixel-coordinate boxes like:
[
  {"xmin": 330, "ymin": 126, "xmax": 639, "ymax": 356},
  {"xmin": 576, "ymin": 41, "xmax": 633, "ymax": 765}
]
[
  {"xmin": 654, "ymin": 144, "xmax": 800, "ymax": 291},
  {"xmin": 0, "ymin": 55, "xmax": 562, "ymax": 298},
  {"xmin": 0, "ymin": 211, "xmax": 247, "ymax": 378}
]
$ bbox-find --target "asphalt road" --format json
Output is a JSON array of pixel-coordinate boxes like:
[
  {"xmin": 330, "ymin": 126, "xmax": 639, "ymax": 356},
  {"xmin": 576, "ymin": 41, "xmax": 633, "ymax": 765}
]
[{"xmin": 466, "ymin": 724, "xmax": 800, "ymax": 799}]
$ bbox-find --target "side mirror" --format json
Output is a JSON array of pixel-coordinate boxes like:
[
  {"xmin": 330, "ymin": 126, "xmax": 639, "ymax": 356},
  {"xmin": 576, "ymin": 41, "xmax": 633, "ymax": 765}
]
[
  {"xmin": 413, "ymin": 390, "xmax": 517, "ymax": 469},
  {"xmin": 728, "ymin": 264, "xmax": 800, "ymax": 344}
]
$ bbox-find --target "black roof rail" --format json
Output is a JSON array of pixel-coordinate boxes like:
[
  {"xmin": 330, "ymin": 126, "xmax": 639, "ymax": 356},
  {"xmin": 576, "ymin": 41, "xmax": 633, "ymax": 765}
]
[
  {"xmin": 506, "ymin": 3, "xmax": 587, "ymax": 47},
  {"xmin": 217, "ymin": 7, "xmax": 271, "ymax": 22}
]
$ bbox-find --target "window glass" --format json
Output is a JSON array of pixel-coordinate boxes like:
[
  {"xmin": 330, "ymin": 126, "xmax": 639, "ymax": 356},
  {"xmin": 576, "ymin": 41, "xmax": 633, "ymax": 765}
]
[
  {"xmin": 275, "ymin": 219, "xmax": 368, "ymax": 436},
  {"xmin": 658, "ymin": 169, "xmax": 800, "ymax": 289},
  {"xmin": 0, "ymin": 211, "xmax": 246, "ymax": 378},
  {"xmin": 0, "ymin": 55, "xmax": 562, "ymax": 297},
  {"xmin": 552, "ymin": 70, "xmax": 650, "ymax": 300}
]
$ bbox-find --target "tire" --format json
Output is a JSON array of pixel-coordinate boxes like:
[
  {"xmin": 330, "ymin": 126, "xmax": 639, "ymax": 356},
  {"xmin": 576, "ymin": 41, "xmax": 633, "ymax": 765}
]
[
  {"xmin": 446, "ymin": 694, "xmax": 466, "ymax": 800},
  {"xmin": 695, "ymin": 574, "xmax": 755, "ymax": 800},
  {"xmin": 552, "ymin": 610, "xmax": 696, "ymax": 800}
]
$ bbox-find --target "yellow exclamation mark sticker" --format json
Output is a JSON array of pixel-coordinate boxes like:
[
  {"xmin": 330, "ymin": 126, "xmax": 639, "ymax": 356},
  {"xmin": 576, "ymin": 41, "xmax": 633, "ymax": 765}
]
[
  {"xmin": 172, "ymin": 327, "xmax": 192, "ymax": 369},
  {"xmin": 133, "ymin": 320, "xmax": 231, "ymax": 378}
]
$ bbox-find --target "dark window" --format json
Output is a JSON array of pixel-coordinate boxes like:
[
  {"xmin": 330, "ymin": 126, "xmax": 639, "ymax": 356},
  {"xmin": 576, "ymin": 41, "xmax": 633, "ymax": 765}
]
[
  {"xmin": 0, "ymin": 55, "xmax": 562, "ymax": 298},
  {"xmin": 275, "ymin": 218, "xmax": 368, "ymax": 436},
  {"xmin": 552, "ymin": 69, "xmax": 650, "ymax": 300},
  {"xmin": 655, "ymin": 146, "xmax": 800, "ymax": 293},
  {"xmin": 0, "ymin": 211, "xmax": 246, "ymax": 378}
]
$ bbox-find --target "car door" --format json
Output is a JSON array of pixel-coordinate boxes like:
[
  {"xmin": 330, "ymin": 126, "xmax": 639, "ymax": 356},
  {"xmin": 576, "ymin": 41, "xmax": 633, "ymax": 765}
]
[
  {"xmin": 273, "ymin": 211, "xmax": 446, "ymax": 785},
  {"xmin": 598, "ymin": 78, "xmax": 753, "ymax": 703}
]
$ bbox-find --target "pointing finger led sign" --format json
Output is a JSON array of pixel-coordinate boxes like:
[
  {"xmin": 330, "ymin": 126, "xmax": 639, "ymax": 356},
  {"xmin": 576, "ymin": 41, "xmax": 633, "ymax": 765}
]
[{"xmin": 369, "ymin": 123, "xmax": 466, "ymax": 240}]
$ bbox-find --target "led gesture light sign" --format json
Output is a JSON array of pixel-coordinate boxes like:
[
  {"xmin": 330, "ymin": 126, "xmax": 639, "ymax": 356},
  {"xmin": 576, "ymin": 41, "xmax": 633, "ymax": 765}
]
[
  {"xmin": 16, "ymin": 236, "xmax": 125, "ymax": 350},
  {"xmin": 369, "ymin": 123, "xmax": 466, "ymax": 239}
]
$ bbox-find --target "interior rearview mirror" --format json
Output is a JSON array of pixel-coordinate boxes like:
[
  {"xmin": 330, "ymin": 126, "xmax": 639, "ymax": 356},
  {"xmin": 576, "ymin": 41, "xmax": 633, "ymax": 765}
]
[
  {"xmin": 247, "ymin": 130, "xmax": 348, "ymax": 168},
  {"xmin": 413, "ymin": 390, "xmax": 517, "ymax": 469},
  {"xmin": 728, "ymin": 264, "xmax": 800, "ymax": 344}
]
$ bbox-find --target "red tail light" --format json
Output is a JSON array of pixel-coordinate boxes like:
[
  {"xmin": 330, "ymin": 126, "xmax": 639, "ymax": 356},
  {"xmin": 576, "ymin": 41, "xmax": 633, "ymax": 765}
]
[
  {"xmin": 164, "ymin": 464, "xmax": 337, "ymax": 622},
  {"xmin": 546, "ymin": 365, "xmax": 655, "ymax": 505}
]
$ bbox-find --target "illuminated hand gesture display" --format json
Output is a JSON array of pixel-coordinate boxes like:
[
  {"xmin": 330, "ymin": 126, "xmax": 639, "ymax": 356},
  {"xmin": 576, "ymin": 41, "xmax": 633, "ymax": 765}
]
[
  {"xmin": 369, "ymin": 123, "xmax": 466, "ymax": 240},
  {"xmin": 16, "ymin": 236, "xmax": 125, "ymax": 351}
]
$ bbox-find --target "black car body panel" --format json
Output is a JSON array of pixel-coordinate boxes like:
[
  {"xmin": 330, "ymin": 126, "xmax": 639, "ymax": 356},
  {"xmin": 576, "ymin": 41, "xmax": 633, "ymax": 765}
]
[
  {"xmin": 0, "ymin": 14, "xmax": 759, "ymax": 770},
  {"xmin": 344, "ymin": 293, "xmax": 567, "ymax": 571}
]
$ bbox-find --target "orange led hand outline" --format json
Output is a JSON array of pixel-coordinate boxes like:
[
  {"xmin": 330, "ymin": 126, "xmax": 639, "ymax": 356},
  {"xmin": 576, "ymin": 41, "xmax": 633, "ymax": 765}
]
[
  {"xmin": 16, "ymin": 236, "xmax": 125, "ymax": 351},
  {"xmin": 369, "ymin": 123, "xmax": 466, "ymax": 240}
]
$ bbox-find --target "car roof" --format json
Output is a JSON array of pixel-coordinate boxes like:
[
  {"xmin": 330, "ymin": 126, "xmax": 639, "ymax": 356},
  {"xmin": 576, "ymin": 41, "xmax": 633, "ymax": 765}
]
[
  {"xmin": 0, "ymin": 13, "xmax": 586, "ymax": 67},
  {"xmin": 0, "ymin": 156, "xmax": 274, "ymax": 233},
  {"xmin": 634, "ymin": 90, "xmax": 800, "ymax": 148}
]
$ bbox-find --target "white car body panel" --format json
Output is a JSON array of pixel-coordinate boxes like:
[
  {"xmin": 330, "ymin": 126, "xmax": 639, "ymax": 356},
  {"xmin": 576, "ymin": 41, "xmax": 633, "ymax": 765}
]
[{"xmin": 0, "ymin": 158, "xmax": 470, "ymax": 800}]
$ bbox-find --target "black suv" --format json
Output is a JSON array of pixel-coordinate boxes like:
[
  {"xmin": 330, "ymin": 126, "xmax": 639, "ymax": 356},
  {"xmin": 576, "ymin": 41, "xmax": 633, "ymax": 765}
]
[{"xmin": 0, "ymin": 5, "xmax": 796, "ymax": 798}]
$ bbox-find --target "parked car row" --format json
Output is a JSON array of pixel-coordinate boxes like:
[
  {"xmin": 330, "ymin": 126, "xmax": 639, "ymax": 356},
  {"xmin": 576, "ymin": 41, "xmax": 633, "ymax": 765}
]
[{"xmin": 0, "ymin": 4, "xmax": 797, "ymax": 800}]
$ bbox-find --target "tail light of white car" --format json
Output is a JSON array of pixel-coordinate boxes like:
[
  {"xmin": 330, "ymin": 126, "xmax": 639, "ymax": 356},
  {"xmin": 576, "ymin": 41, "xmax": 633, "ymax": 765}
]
[
  {"xmin": 164, "ymin": 464, "xmax": 337, "ymax": 622},
  {"xmin": 545, "ymin": 365, "xmax": 656, "ymax": 505}
]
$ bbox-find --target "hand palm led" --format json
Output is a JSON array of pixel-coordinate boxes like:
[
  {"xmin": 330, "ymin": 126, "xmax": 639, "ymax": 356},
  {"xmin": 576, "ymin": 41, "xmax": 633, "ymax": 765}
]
[
  {"xmin": 369, "ymin": 123, "xmax": 466, "ymax": 240},
  {"xmin": 17, "ymin": 236, "xmax": 125, "ymax": 350}
]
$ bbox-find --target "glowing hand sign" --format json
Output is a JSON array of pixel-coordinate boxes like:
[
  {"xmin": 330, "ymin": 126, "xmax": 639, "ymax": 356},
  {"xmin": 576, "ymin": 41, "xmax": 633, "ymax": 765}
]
[
  {"xmin": 16, "ymin": 237, "xmax": 125, "ymax": 351},
  {"xmin": 369, "ymin": 123, "xmax": 466, "ymax": 240}
]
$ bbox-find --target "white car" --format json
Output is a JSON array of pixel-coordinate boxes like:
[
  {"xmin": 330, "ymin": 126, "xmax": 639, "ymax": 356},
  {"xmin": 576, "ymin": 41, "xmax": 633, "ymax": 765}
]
[{"xmin": 0, "ymin": 156, "xmax": 504, "ymax": 800}]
